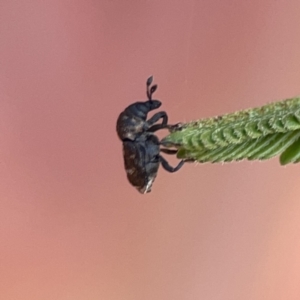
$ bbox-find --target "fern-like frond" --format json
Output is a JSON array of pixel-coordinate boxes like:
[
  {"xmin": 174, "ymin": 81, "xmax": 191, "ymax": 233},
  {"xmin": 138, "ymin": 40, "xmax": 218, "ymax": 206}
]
[{"xmin": 161, "ymin": 97, "xmax": 300, "ymax": 165}]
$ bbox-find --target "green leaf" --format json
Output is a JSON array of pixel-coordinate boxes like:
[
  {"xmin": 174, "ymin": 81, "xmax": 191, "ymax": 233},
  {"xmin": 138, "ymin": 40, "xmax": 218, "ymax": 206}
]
[{"xmin": 161, "ymin": 96, "xmax": 300, "ymax": 165}]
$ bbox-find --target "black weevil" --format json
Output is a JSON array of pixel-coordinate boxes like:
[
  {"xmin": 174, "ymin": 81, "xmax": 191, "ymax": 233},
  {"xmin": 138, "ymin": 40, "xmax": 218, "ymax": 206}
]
[{"xmin": 116, "ymin": 76, "xmax": 185, "ymax": 194}]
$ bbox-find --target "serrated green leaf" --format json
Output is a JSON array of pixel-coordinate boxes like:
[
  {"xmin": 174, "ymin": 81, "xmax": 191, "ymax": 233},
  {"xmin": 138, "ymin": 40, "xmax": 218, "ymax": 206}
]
[{"xmin": 161, "ymin": 96, "xmax": 300, "ymax": 165}]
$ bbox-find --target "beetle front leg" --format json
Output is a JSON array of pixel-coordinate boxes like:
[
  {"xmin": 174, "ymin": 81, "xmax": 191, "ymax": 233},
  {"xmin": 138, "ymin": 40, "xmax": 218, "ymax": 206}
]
[
  {"xmin": 160, "ymin": 156, "xmax": 185, "ymax": 172},
  {"xmin": 160, "ymin": 148, "xmax": 178, "ymax": 155},
  {"xmin": 146, "ymin": 111, "xmax": 168, "ymax": 132}
]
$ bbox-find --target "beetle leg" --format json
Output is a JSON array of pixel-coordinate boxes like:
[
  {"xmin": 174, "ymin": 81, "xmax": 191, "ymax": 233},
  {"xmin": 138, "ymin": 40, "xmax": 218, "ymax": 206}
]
[
  {"xmin": 160, "ymin": 148, "xmax": 178, "ymax": 155},
  {"xmin": 148, "ymin": 124, "xmax": 168, "ymax": 132},
  {"xmin": 146, "ymin": 112, "xmax": 168, "ymax": 132},
  {"xmin": 160, "ymin": 156, "xmax": 185, "ymax": 172}
]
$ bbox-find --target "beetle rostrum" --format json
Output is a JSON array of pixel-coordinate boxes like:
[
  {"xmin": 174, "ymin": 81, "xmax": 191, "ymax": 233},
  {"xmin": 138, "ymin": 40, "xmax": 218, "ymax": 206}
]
[{"xmin": 116, "ymin": 76, "xmax": 186, "ymax": 194}]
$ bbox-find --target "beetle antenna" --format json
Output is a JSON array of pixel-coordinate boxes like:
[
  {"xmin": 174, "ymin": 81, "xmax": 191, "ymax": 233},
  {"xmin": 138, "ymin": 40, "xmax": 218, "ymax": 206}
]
[
  {"xmin": 146, "ymin": 77, "xmax": 152, "ymax": 101},
  {"xmin": 147, "ymin": 76, "xmax": 153, "ymax": 86},
  {"xmin": 147, "ymin": 87, "xmax": 152, "ymax": 101},
  {"xmin": 146, "ymin": 76, "xmax": 157, "ymax": 102}
]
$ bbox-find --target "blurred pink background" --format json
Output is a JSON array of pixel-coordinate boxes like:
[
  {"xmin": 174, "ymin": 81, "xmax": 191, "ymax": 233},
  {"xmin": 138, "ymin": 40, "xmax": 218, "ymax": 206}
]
[{"xmin": 1, "ymin": 1, "xmax": 300, "ymax": 299}]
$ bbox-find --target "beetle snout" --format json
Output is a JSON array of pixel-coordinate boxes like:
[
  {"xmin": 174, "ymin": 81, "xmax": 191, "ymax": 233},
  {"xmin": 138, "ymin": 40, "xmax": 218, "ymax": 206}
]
[{"xmin": 149, "ymin": 100, "xmax": 162, "ymax": 110}]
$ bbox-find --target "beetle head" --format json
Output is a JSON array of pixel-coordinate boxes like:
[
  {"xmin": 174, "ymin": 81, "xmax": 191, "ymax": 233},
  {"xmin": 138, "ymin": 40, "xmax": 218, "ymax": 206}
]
[{"xmin": 147, "ymin": 99, "xmax": 161, "ymax": 110}]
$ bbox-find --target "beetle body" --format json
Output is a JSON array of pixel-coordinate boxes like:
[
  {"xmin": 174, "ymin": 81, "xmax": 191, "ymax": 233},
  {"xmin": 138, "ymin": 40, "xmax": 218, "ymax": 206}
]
[
  {"xmin": 116, "ymin": 76, "xmax": 185, "ymax": 194},
  {"xmin": 123, "ymin": 133, "xmax": 160, "ymax": 193},
  {"xmin": 116, "ymin": 100, "xmax": 161, "ymax": 141}
]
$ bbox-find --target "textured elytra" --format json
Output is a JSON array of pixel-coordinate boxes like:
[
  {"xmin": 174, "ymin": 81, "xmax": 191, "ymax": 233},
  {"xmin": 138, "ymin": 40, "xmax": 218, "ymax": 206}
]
[{"xmin": 161, "ymin": 97, "xmax": 300, "ymax": 165}]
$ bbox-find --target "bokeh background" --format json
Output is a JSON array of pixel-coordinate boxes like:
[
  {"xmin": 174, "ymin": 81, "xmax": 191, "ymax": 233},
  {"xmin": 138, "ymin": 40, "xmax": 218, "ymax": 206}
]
[{"xmin": 1, "ymin": 1, "xmax": 300, "ymax": 299}]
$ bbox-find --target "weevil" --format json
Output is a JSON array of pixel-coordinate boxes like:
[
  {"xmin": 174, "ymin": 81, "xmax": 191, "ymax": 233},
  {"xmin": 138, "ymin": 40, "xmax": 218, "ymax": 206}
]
[{"xmin": 116, "ymin": 76, "xmax": 185, "ymax": 193}]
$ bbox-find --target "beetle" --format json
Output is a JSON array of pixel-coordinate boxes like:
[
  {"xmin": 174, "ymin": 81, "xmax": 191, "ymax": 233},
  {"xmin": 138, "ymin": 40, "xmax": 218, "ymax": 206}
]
[{"xmin": 116, "ymin": 76, "xmax": 185, "ymax": 193}]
